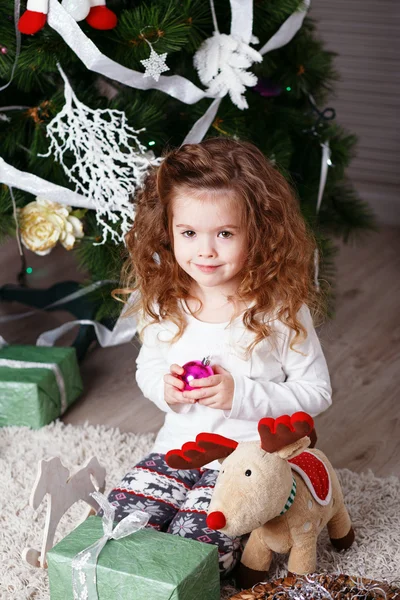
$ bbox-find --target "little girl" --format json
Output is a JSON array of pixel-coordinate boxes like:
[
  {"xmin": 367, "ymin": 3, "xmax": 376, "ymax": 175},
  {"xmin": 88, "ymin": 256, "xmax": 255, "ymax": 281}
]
[{"xmin": 108, "ymin": 137, "xmax": 332, "ymax": 578}]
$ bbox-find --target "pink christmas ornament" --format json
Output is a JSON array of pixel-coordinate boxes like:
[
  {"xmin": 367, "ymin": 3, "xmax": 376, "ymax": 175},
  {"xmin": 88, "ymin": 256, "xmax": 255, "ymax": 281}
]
[
  {"xmin": 178, "ymin": 357, "xmax": 214, "ymax": 391},
  {"xmin": 1, "ymin": 46, "xmax": 8, "ymax": 55}
]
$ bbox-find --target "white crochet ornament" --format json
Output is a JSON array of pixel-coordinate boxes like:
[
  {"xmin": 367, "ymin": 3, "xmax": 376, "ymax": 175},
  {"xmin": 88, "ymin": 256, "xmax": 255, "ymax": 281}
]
[
  {"xmin": 193, "ymin": 32, "xmax": 263, "ymax": 110},
  {"xmin": 40, "ymin": 67, "xmax": 157, "ymax": 245}
]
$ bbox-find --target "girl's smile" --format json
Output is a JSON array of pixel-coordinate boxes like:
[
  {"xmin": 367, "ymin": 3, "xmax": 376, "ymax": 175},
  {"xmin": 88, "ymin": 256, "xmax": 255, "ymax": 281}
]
[{"xmin": 194, "ymin": 264, "xmax": 222, "ymax": 273}]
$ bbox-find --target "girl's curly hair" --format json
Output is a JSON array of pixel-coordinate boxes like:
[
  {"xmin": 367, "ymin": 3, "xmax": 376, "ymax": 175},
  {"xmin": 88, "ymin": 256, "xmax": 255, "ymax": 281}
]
[{"xmin": 114, "ymin": 137, "xmax": 326, "ymax": 357}]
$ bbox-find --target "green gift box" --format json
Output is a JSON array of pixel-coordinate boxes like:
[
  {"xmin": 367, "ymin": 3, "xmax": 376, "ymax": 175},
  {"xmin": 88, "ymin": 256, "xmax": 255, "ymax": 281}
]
[
  {"xmin": 0, "ymin": 345, "xmax": 83, "ymax": 428},
  {"xmin": 47, "ymin": 516, "xmax": 220, "ymax": 600}
]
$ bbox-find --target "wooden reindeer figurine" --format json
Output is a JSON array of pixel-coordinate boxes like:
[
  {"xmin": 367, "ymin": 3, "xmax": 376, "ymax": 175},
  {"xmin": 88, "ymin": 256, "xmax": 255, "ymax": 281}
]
[
  {"xmin": 166, "ymin": 412, "xmax": 355, "ymax": 589},
  {"xmin": 23, "ymin": 456, "xmax": 106, "ymax": 569}
]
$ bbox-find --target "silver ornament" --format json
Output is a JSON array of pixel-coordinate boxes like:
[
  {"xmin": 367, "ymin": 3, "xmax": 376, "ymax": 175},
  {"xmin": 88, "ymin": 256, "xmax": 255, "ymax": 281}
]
[
  {"xmin": 140, "ymin": 47, "xmax": 169, "ymax": 82},
  {"xmin": 61, "ymin": 0, "xmax": 91, "ymax": 22}
]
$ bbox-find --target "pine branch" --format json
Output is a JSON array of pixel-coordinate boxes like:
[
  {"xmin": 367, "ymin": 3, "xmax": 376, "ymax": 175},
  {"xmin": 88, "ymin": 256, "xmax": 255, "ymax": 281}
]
[{"xmin": 320, "ymin": 182, "xmax": 378, "ymax": 243}]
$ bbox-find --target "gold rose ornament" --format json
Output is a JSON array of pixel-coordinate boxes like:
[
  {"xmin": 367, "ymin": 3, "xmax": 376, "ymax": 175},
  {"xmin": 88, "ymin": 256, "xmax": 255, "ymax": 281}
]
[{"xmin": 18, "ymin": 198, "xmax": 84, "ymax": 256}]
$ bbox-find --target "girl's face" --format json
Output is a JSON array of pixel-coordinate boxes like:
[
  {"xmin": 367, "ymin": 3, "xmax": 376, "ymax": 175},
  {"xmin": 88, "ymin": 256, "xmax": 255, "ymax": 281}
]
[{"xmin": 171, "ymin": 188, "xmax": 248, "ymax": 296}]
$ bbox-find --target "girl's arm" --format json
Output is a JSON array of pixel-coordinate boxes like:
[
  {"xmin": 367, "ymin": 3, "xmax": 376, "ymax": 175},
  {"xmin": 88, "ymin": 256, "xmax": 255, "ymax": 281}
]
[
  {"xmin": 135, "ymin": 321, "xmax": 192, "ymax": 415},
  {"xmin": 225, "ymin": 304, "xmax": 332, "ymax": 420}
]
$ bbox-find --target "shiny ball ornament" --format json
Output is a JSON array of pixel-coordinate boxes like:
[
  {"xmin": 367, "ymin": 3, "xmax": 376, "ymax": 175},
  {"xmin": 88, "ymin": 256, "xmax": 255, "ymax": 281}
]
[
  {"xmin": 1, "ymin": 46, "xmax": 8, "ymax": 55},
  {"xmin": 61, "ymin": 0, "xmax": 91, "ymax": 21},
  {"xmin": 178, "ymin": 357, "xmax": 214, "ymax": 391}
]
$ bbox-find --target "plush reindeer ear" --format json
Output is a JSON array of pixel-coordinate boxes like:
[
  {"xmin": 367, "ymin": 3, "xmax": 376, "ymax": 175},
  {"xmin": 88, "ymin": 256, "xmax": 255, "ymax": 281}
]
[
  {"xmin": 258, "ymin": 412, "xmax": 314, "ymax": 454},
  {"xmin": 166, "ymin": 433, "xmax": 238, "ymax": 469},
  {"xmin": 275, "ymin": 435, "xmax": 311, "ymax": 460}
]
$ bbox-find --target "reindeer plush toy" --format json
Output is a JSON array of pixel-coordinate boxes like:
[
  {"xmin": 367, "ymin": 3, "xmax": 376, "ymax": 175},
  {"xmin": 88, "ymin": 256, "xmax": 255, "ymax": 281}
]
[{"xmin": 166, "ymin": 412, "xmax": 355, "ymax": 589}]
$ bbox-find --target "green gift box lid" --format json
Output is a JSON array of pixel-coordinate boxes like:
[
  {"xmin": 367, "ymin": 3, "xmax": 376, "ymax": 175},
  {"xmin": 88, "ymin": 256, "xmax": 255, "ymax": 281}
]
[
  {"xmin": 0, "ymin": 345, "xmax": 83, "ymax": 428},
  {"xmin": 47, "ymin": 516, "xmax": 220, "ymax": 600}
]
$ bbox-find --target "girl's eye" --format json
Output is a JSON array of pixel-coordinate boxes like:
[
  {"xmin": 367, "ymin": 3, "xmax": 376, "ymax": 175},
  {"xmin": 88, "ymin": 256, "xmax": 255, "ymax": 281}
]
[{"xmin": 181, "ymin": 231, "xmax": 233, "ymax": 239}]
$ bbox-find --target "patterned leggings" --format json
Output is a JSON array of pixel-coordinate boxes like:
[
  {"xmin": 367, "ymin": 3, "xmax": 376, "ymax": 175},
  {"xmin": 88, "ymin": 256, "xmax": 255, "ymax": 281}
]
[{"xmin": 104, "ymin": 452, "xmax": 244, "ymax": 577}]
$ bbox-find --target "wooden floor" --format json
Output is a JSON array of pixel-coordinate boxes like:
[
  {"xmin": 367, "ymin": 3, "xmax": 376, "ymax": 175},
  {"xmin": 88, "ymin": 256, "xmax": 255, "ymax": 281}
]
[{"xmin": 1, "ymin": 227, "xmax": 399, "ymax": 478}]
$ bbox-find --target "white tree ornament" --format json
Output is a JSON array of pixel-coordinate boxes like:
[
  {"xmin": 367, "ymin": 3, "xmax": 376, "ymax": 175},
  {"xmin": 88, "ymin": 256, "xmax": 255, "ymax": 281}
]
[
  {"xmin": 193, "ymin": 32, "xmax": 263, "ymax": 110},
  {"xmin": 40, "ymin": 66, "xmax": 158, "ymax": 244},
  {"xmin": 140, "ymin": 46, "xmax": 170, "ymax": 82}
]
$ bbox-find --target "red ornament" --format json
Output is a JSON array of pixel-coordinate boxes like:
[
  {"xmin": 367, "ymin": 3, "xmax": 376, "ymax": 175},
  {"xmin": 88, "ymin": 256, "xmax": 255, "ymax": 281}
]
[
  {"xmin": 86, "ymin": 5, "xmax": 118, "ymax": 30},
  {"xmin": 178, "ymin": 357, "xmax": 214, "ymax": 391},
  {"xmin": 18, "ymin": 10, "xmax": 47, "ymax": 35}
]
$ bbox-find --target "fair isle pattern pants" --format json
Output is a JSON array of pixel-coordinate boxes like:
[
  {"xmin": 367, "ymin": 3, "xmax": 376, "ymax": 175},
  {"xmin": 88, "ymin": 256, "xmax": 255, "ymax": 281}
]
[{"xmin": 104, "ymin": 452, "xmax": 244, "ymax": 577}]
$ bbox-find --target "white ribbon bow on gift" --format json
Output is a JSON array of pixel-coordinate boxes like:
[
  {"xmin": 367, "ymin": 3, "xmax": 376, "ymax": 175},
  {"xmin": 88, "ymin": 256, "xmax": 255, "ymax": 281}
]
[{"xmin": 72, "ymin": 491, "xmax": 150, "ymax": 600}]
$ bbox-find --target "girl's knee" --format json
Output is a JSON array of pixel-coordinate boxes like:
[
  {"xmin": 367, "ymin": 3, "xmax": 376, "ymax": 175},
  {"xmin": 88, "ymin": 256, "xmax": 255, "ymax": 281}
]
[{"xmin": 102, "ymin": 452, "xmax": 202, "ymax": 527}]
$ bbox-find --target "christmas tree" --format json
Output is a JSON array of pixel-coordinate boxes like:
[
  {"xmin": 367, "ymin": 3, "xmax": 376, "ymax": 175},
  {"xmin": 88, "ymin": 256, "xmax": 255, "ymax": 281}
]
[{"xmin": 0, "ymin": 0, "xmax": 376, "ymax": 321}]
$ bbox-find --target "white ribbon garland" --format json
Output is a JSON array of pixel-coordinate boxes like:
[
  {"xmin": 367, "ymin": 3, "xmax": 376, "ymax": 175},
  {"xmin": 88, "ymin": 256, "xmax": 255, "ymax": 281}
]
[
  {"xmin": 0, "ymin": 279, "xmax": 116, "ymax": 324},
  {"xmin": 314, "ymin": 141, "xmax": 331, "ymax": 291},
  {"xmin": 0, "ymin": 280, "xmax": 139, "ymax": 347},
  {"xmin": 258, "ymin": 0, "xmax": 310, "ymax": 55},
  {"xmin": 35, "ymin": 288, "xmax": 139, "ymax": 348},
  {"xmin": 72, "ymin": 491, "xmax": 149, "ymax": 600},
  {"xmin": 317, "ymin": 142, "xmax": 331, "ymax": 214},
  {"xmin": 0, "ymin": 157, "xmax": 98, "ymax": 209},
  {"xmin": 35, "ymin": 312, "xmax": 137, "ymax": 348}
]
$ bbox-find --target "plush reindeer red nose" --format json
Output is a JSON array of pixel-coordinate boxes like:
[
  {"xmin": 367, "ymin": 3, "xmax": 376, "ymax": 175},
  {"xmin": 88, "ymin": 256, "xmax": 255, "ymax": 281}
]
[{"xmin": 207, "ymin": 511, "xmax": 226, "ymax": 530}]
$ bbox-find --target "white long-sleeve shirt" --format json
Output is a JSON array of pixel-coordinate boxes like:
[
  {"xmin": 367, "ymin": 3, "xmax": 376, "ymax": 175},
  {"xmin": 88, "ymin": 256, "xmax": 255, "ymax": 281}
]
[{"xmin": 135, "ymin": 301, "xmax": 332, "ymax": 469}]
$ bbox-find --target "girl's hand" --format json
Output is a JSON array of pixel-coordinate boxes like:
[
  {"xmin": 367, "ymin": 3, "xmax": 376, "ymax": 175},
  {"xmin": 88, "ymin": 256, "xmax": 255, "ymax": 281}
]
[
  {"xmin": 182, "ymin": 364, "xmax": 234, "ymax": 411},
  {"xmin": 164, "ymin": 364, "xmax": 196, "ymax": 406}
]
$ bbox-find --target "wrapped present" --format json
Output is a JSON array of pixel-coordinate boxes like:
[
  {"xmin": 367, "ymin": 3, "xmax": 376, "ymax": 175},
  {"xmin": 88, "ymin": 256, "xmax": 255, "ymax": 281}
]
[
  {"xmin": 0, "ymin": 345, "xmax": 82, "ymax": 428},
  {"xmin": 229, "ymin": 572, "xmax": 400, "ymax": 599},
  {"xmin": 47, "ymin": 510, "xmax": 220, "ymax": 600}
]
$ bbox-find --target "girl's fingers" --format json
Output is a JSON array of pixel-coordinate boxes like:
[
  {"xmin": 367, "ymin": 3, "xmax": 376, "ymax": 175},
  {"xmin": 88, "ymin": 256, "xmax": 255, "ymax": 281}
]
[
  {"xmin": 188, "ymin": 375, "xmax": 221, "ymax": 387},
  {"xmin": 172, "ymin": 388, "xmax": 195, "ymax": 404},
  {"xmin": 170, "ymin": 363, "xmax": 184, "ymax": 375},
  {"xmin": 183, "ymin": 387, "xmax": 216, "ymax": 400},
  {"xmin": 164, "ymin": 374, "xmax": 184, "ymax": 390},
  {"xmin": 173, "ymin": 395, "xmax": 195, "ymax": 404},
  {"xmin": 197, "ymin": 396, "xmax": 218, "ymax": 407}
]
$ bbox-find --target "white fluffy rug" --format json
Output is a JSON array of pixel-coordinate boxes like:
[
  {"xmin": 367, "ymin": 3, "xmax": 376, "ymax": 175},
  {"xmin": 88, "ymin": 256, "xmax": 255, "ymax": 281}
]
[{"xmin": 1, "ymin": 421, "xmax": 400, "ymax": 600}]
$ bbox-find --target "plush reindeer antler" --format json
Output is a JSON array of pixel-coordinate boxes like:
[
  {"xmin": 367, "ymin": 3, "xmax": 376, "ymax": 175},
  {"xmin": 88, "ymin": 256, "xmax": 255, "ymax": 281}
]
[
  {"xmin": 166, "ymin": 433, "xmax": 238, "ymax": 469},
  {"xmin": 258, "ymin": 412, "xmax": 314, "ymax": 453}
]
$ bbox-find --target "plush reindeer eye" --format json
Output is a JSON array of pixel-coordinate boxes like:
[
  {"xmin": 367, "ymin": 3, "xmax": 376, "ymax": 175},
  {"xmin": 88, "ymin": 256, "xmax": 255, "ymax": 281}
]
[{"xmin": 245, "ymin": 469, "xmax": 252, "ymax": 477}]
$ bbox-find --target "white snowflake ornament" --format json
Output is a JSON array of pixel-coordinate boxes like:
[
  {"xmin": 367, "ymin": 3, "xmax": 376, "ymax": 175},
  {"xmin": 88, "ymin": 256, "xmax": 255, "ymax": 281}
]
[
  {"xmin": 194, "ymin": 32, "xmax": 263, "ymax": 110},
  {"xmin": 140, "ymin": 47, "xmax": 170, "ymax": 82}
]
